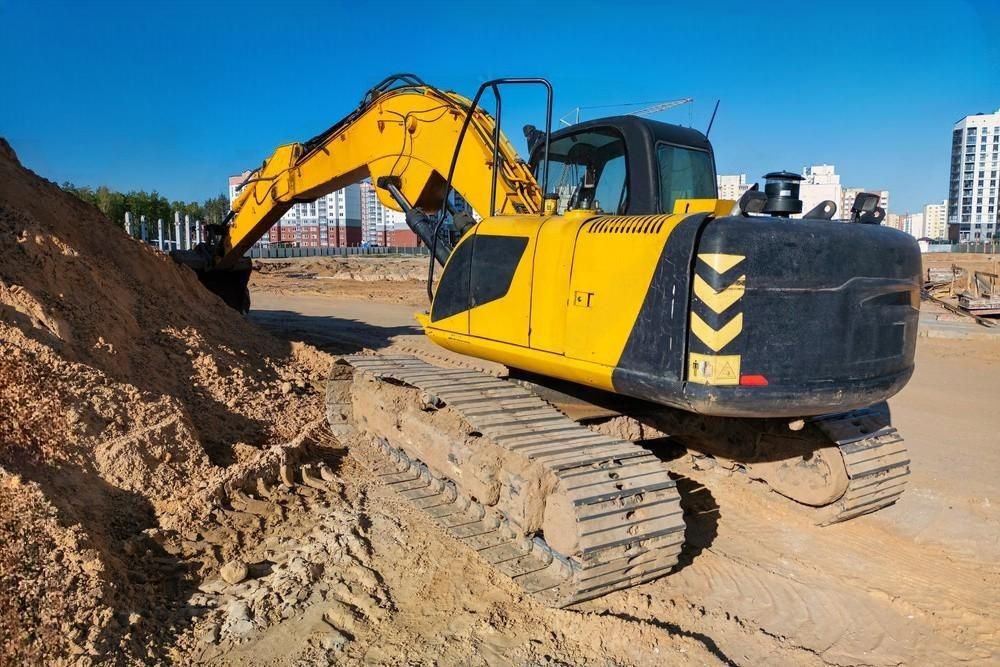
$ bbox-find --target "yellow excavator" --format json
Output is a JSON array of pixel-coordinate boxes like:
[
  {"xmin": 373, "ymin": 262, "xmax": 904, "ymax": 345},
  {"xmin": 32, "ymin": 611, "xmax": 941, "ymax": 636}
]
[{"xmin": 173, "ymin": 74, "xmax": 919, "ymax": 606}]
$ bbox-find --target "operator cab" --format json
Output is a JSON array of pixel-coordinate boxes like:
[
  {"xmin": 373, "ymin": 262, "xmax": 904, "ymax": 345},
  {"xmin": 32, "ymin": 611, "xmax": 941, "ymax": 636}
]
[{"xmin": 527, "ymin": 116, "xmax": 718, "ymax": 216}]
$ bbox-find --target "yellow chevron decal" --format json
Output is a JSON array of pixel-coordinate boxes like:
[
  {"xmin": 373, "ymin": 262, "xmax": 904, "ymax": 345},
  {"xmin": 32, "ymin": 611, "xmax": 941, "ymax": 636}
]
[
  {"xmin": 694, "ymin": 273, "xmax": 745, "ymax": 314},
  {"xmin": 690, "ymin": 312, "xmax": 743, "ymax": 352},
  {"xmin": 698, "ymin": 252, "xmax": 745, "ymax": 274}
]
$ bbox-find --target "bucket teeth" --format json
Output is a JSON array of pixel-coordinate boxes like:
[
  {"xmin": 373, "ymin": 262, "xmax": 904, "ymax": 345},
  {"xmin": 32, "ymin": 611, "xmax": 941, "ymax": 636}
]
[
  {"xmin": 255, "ymin": 476, "xmax": 278, "ymax": 500},
  {"xmin": 320, "ymin": 466, "xmax": 340, "ymax": 485}
]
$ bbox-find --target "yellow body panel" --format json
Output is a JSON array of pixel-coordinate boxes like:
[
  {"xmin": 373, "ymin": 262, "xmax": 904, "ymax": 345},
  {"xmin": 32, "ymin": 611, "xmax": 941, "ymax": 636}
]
[
  {"xmin": 420, "ymin": 312, "xmax": 617, "ymax": 391},
  {"xmin": 673, "ymin": 198, "xmax": 735, "ymax": 216},
  {"xmin": 527, "ymin": 213, "xmax": 583, "ymax": 354},
  {"xmin": 564, "ymin": 215, "xmax": 680, "ymax": 367},
  {"xmin": 422, "ymin": 210, "xmax": 701, "ymax": 392}
]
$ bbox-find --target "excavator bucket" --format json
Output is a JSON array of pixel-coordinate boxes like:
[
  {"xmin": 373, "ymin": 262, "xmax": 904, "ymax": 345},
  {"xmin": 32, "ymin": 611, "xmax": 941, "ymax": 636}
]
[
  {"xmin": 171, "ymin": 248, "xmax": 252, "ymax": 314},
  {"xmin": 194, "ymin": 262, "xmax": 252, "ymax": 314}
]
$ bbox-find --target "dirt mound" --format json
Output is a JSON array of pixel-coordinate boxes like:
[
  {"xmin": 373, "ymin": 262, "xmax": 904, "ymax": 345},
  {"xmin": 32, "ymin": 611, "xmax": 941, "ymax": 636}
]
[{"xmin": 0, "ymin": 139, "xmax": 330, "ymax": 663}]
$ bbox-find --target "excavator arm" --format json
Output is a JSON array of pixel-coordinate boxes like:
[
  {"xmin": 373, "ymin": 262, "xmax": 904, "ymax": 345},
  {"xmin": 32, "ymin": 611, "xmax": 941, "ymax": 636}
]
[{"xmin": 215, "ymin": 75, "xmax": 542, "ymax": 270}]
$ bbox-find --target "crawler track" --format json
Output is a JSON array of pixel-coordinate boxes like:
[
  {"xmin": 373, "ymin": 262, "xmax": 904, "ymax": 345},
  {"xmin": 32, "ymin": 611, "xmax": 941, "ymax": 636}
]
[
  {"xmin": 813, "ymin": 409, "xmax": 911, "ymax": 525},
  {"xmin": 327, "ymin": 354, "xmax": 686, "ymax": 607}
]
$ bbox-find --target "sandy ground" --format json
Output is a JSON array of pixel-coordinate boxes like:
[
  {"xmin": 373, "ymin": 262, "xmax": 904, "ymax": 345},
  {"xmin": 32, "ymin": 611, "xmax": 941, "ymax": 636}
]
[
  {"xmin": 251, "ymin": 257, "xmax": 430, "ymax": 307},
  {"xmin": 247, "ymin": 269, "xmax": 1000, "ymax": 666}
]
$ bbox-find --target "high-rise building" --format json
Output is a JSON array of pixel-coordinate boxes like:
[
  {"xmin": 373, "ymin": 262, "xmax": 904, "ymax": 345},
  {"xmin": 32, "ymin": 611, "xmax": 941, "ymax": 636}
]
[
  {"xmin": 228, "ymin": 173, "xmax": 362, "ymax": 247},
  {"xmin": 923, "ymin": 200, "xmax": 948, "ymax": 240},
  {"xmin": 279, "ymin": 185, "xmax": 363, "ymax": 247},
  {"xmin": 798, "ymin": 165, "xmax": 842, "ymax": 218},
  {"xmin": 717, "ymin": 174, "xmax": 751, "ymax": 201},
  {"xmin": 228, "ymin": 171, "xmax": 252, "ymax": 206},
  {"xmin": 885, "ymin": 213, "xmax": 905, "ymax": 231},
  {"xmin": 948, "ymin": 108, "xmax": 1000, "ymax": 241},
  {"xmin": 360, "ymin": 181, "xmax": 410, "ymax": 245}
]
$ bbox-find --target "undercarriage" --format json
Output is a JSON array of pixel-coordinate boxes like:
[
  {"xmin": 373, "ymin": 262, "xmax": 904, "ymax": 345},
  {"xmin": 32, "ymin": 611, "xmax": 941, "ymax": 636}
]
[{"xmin": 326, "ymin": 353, "xmax": 910, "ymax": 607}]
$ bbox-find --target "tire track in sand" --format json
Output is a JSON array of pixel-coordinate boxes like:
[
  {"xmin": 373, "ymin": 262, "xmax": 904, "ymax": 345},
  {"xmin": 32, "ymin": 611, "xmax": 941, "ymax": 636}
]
[{"xmin": 583, "ymin": 469, "xmax": 996, "ymax": 665}]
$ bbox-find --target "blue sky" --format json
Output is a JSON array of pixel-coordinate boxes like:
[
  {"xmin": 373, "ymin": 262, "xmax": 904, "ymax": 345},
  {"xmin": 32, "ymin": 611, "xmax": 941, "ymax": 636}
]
[{"xmin": 1, "ymin": 0, "xmax": 997, "ymax": 213}]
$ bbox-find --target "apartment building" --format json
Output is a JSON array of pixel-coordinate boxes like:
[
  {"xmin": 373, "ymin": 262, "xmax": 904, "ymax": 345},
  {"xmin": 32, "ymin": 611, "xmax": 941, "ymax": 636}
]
[
  {"xmin": 717, "ymin": 174, "xmax": 751, "ymax": 201},
  {"xmin": 923, "ymin": 200, "xmax": 948, "ymax": 240},
  {"xmin": 948, "ymin": 109, "xmax": 1000, "ymax": 241},
  {"xmin": 227, "ymin": 173, "xmax": 362, "ymax": 247}
]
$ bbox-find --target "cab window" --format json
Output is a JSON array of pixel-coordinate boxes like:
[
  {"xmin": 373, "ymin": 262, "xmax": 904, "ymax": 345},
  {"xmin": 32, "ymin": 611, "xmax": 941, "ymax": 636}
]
[
  {"xmin": 535, "ymin": 129, "xmax": 628, "ymax": 215},
  {"xmin": 656, "ymin": 143, "xmax": 715, "ymax": 212}
]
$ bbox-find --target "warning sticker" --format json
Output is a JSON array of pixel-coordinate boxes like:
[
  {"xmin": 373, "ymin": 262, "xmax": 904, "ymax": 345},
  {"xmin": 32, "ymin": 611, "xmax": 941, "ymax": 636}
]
[{"xmin": 687, "ymin": 353, "xmax": 741, "ymax": 386}]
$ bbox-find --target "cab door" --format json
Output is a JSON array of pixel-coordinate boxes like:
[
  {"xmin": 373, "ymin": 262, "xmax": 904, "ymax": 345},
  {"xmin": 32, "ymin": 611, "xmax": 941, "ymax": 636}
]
[{"xmin": 528, "ymin": 215, "xmax": 578, "ymax": 354}]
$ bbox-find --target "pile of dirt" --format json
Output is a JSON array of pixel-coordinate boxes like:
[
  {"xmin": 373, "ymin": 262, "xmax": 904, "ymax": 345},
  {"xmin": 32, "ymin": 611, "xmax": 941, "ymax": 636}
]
[{"xmin": 0, "ymin": 137, "xmax": 331, "ymax": 663}]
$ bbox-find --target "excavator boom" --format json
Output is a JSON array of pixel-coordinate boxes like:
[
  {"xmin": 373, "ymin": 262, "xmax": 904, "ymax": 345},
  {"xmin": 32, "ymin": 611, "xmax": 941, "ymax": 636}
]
[{"xmin": 217, "ymin": 75, "xmax": 541, "ymax": 269}]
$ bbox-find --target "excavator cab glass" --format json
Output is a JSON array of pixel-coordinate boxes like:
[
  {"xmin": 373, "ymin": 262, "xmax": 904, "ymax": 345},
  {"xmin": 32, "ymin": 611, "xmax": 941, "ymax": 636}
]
[
  {"xmin": 529, "ymin": 117, "xmax": 718, "ymax": 216},
  {"xmin": 656, "ymin": 142, "xmax": 715, "ymax": 213},
  {"xmin": 535, "ymin": 128, "xmax": 628, "ymax": 214}
]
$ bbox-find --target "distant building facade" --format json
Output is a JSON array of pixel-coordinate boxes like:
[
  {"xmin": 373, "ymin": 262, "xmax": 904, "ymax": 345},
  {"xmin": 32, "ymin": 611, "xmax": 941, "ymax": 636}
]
[
  {"xmin": 903, "ymin": 212, "xmax": 925, "ymax": 238},
  {"xmin": 798, "ymin": 165, "xmax": 842, "ymax": 218},
  {"xmin": 360, "ymin": 180, "xmax": 415, "ymax": 246},
  {"xmin": 228, "ymin": 171, "xmax": 252, "ymax": 206},
  {"xmin": 793, "ymin": 164, "xmax": 890, "ymax": 221},
  {"xmin": 278, "ymin": 186, "xmax": 362, "ymax": 247},
  {"xmin": 227, "ymin": 173, "xmax": 362, "ymax": 247},
  {"xmin": 717, "ymin": 174, "xmax": 751, "ymax": 201},
  {"xmin": 923, "ymin": 200, "xmax": 948, "ymax": 240},
  {"xmin": 948, "ymin": 109, "xmax": 1000, "ymax": 241},
  {"xmin": 884, "ymin": 213, "xmax": 905, "ymax": 231}
]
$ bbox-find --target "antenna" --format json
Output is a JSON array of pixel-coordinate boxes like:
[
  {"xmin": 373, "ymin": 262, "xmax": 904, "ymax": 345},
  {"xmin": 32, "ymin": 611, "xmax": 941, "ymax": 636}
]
[{"xmin": 706, "ymin": 100, "xmax": 720, "ymax": 137}]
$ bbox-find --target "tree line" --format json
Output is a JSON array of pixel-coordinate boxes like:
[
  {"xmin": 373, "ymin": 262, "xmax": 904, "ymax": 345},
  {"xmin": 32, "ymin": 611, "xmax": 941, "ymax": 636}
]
[{"xmin": 59, "ymin": 183, "xmax": 231, "ymax": 228}]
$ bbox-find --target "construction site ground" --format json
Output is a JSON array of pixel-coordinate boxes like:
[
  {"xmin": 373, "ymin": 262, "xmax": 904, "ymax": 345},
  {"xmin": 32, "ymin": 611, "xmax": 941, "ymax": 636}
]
[
  {"xmin": 247, "ymin": 256, "xmax": 1000, "ymax": 666},
  {"xmin": 2, "ymin": 130, "xmax": 997, "ymax": 667}
]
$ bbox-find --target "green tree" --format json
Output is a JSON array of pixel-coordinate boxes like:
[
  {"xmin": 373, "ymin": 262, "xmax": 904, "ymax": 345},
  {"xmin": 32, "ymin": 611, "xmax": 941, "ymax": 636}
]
[
  {"xmin": 60, "ymin": 182, "xmax": 97, "ymax": 207},
  {"xmin": 60, "ymin": 182, "xmax": 219, "ymax": 234},
  {"xmin": 94, "ymin": 185, "xmax": 114, "ymax": 217},
  {"xmin": 104, "ymin": 191, "xmax": 127, "ymax": 227},
  {"xmin": 202, "ymin": 193, "xmax": 230, "ymax": 226}
]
